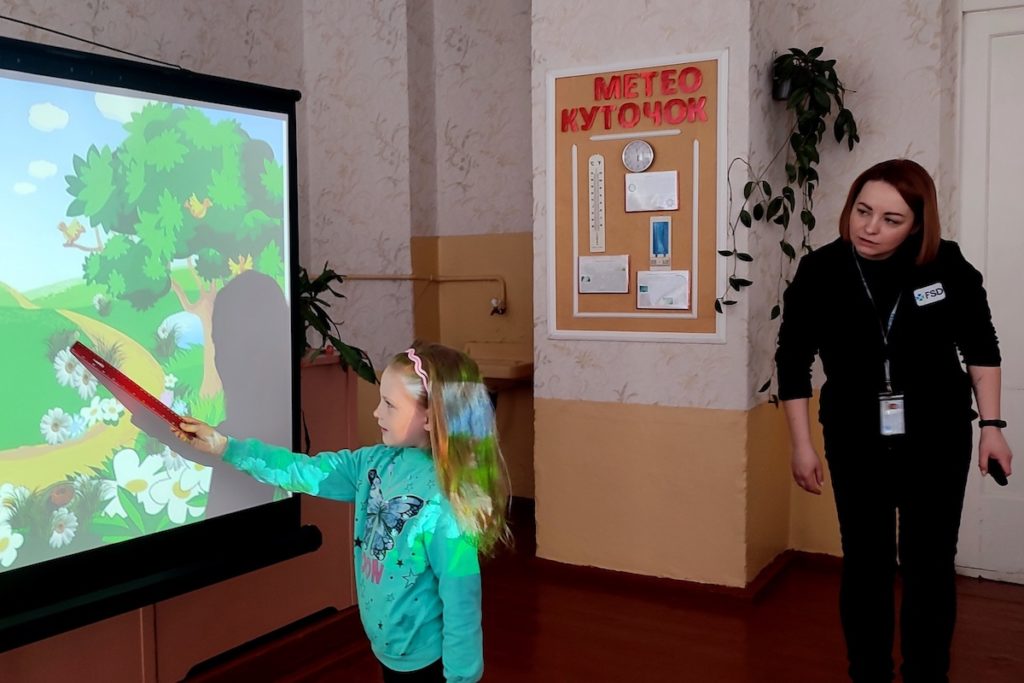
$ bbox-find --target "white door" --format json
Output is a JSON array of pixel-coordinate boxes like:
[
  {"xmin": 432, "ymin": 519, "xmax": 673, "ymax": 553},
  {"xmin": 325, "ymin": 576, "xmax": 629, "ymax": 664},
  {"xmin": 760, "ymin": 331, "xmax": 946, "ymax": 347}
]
[{"xmin": 956, "ymin": 4, "xmax": 1024, "ymax": 583}]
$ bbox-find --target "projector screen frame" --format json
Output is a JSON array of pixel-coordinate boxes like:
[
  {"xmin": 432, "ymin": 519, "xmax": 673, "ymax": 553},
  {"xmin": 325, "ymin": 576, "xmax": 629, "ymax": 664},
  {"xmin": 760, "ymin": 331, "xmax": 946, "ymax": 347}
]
[{"xmin": 0, "ymin": 34, "xmax": 312, "ymax": 653}]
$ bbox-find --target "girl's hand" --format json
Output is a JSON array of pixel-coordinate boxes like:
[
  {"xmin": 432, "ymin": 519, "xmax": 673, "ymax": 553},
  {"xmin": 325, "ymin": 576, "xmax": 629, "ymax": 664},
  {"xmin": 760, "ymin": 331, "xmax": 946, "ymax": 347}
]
[
  {"xmin": 173, "ymin": 416, "xmax": 227, "ymax": 457},
  {"xmin": 791, "ymin": 443, "xmax": 824, "ymax": 495},
  {"xmin": 979, "ymin": 428, "xmax": 1013, "ymax": 479}
]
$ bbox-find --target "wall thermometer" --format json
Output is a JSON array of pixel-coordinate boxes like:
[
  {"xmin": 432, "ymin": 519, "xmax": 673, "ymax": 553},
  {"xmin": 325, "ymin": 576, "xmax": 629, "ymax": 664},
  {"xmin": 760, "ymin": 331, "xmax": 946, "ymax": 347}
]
[{"xmin": 588, "ymin": 154, "xmax": 606, "ymax": 253}]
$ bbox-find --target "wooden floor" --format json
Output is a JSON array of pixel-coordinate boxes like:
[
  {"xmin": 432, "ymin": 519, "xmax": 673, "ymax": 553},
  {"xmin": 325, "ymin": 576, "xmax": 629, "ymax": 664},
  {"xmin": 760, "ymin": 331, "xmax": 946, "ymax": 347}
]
[{"xmin": 308, "ymin": 513, "xmax": 1024, "ymax": 682}]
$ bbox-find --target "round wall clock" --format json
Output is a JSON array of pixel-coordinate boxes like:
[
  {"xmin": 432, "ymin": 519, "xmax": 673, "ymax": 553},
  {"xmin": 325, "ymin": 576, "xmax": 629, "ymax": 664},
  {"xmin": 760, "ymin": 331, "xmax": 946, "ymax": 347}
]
[{"xmin": 621, "ymin": 139, "xmax": 654, "ymax": 172}]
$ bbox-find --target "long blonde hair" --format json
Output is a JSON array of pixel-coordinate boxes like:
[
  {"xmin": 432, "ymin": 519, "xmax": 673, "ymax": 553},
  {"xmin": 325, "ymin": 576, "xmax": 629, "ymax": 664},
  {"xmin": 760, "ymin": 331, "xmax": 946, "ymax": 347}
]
[{"xmin": 389, "ymin": 342, "xmax": 510, "ymax": 554}]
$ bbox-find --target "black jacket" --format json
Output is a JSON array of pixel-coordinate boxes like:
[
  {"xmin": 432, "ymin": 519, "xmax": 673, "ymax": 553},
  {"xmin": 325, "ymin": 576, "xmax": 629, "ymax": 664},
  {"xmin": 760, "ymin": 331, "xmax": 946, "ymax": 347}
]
[{"xmin": 776, "ymin": 237, "xmax": 1000, "ymax": 440}]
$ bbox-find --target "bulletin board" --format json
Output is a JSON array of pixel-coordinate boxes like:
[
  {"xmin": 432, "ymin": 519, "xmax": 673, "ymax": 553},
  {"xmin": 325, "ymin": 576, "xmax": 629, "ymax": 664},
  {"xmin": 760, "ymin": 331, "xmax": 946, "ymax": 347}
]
[{"xmin": 546, "ymin": 51, "xmax": 728, "ymax": 342}]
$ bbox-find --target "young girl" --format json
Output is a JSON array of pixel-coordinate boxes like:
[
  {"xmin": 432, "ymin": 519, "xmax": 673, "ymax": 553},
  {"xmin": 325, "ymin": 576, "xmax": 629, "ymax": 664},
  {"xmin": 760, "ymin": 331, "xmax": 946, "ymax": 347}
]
[{"xmin": 175, "ymin": 342, "xmax": 509, "ymax": 683}]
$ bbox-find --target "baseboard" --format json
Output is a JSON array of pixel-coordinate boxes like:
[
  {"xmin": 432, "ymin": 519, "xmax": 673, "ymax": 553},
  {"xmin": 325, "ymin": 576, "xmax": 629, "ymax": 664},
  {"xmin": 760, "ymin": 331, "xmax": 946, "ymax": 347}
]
[
  {"xmin": 789, "ymin": 550, "xmax": 843, "ymax": 571},
  {"xmin": 528, "ymin": 548, "xmax": 842, "ymax": 603}
]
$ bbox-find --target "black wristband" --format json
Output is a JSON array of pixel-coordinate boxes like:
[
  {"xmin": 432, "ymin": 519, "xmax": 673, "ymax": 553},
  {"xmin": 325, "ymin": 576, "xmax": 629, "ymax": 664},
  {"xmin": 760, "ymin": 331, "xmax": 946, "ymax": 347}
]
[{"xmin": 978, "ymin": 419, "xmax": 1007, "ymax": 429}]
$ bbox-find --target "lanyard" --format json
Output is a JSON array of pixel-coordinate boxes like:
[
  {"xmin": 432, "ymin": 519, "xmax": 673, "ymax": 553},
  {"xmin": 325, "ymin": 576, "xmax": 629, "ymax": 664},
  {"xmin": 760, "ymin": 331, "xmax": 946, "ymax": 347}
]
[{"xmin": 852, "ymin": 246, "xmax": 902, "ymax": 393}]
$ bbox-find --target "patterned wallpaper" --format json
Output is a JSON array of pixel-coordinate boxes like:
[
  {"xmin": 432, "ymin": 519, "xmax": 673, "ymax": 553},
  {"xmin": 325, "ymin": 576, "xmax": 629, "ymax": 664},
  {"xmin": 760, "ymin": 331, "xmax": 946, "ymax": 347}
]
[
  {"xmin": 745, "ymin": 0, "xmax": 797, "ymax": 406},
  {"xmin": 745, "ymin": 0, "xmax": 958, "ymax": 406},
  {"xmin": 430, "ymin": 0, "xmax": 532, "ymax": 237},
  {"xmin": 0, "ymin": 1, "xmax": 302, "ymax": 88},
  {"xmin": 406, "ymin": 0, "xmax": 533, "ymax": 239},
  {"xmin": 532, "ymin": 0, "xmax": 961, "ymax": 410},
  {"xmin": 300, "ymin": 0, "xmax": 416, "ymax": 369}
]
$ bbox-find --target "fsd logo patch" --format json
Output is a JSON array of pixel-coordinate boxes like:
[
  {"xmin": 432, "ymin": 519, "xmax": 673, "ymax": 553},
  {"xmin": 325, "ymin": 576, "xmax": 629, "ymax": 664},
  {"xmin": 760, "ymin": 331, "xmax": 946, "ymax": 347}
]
[{"xmin": 914, "ymin": 283, "xmax": 945, "ymax": 306}]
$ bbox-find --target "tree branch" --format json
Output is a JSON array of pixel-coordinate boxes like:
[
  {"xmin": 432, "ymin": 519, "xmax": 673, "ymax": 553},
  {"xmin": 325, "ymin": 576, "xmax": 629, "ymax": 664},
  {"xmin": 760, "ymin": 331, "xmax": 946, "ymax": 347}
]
[
  {"xmin": 62, "ymin": 243, "xmax": 102, "ymax": 253},
  {"xmin": 169, "ymin": 277, "xmax": 194, "ymax": 311},
  {"xmin": 187, "ymin": 257, "xmax": 207, "ymax": 295}
]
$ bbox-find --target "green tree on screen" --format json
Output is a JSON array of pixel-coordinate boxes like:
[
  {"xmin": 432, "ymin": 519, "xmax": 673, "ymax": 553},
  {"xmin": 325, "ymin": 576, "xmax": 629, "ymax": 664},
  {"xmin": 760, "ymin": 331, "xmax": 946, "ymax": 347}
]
[{"xmin": 64, "ymin": 103, "xmax": 286, "ymax": 398}]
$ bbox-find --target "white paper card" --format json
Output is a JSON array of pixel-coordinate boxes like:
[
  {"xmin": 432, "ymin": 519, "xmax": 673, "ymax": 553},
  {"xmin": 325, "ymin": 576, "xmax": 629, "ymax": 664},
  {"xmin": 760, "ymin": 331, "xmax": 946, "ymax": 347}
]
[
  {"xmin": 636, "ymin": 270, "xmax": 689, "ymax": 309},
  {"xmin": 625, "ymin": 171, "xmax": 678, "ymax": 212},
  {"xmin": 579, "ymin": 255, "xmax": 630, "ymax": 293}
]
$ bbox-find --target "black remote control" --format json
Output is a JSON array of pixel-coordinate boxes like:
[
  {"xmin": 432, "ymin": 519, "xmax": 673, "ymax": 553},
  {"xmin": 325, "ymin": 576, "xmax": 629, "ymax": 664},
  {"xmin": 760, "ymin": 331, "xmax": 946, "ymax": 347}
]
[{"xmin": 988, "ymin": 459, "xmax": 1009, "ymax": 487}]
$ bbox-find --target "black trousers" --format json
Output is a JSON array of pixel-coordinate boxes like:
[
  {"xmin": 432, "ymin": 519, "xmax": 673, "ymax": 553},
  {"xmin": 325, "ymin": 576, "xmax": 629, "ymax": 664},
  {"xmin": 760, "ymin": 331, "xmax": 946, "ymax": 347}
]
[
  {"xmin": 380, "ymin": 659, "xmax": 444, "ymax": 683},
  {"xmin": 825, "ymin": 426, "xmax": 972, "ymax": 683}
]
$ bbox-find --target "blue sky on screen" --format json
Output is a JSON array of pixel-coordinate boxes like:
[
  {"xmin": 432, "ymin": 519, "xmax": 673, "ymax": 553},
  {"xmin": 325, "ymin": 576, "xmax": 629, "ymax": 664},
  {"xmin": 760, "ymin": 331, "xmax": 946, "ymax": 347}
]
[{"xmin": 0, "ymin": 70, "xmax": 287, "ymax": 291}]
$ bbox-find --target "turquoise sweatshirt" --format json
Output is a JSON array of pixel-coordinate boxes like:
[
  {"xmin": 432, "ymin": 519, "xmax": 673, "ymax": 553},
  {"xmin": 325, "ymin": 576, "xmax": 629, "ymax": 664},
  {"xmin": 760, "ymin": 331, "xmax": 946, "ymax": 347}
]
[{"xmin": 223, "ymin": 439, "xmax": 483, "ymax": 682}]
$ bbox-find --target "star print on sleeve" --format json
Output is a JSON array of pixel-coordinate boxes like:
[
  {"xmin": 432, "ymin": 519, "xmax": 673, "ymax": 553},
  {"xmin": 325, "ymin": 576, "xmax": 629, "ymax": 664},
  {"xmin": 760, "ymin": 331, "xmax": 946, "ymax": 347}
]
[
  {"xmin": 402, "ymin": 569, "xmax": 417, "ymax": 588},
  {"xmin": 378, "ymin": 621, "xmax": 383, "ymax": 630},
  {"xmin": 354, "ymin": 538, "xmax": 363, "ymax": 548}
]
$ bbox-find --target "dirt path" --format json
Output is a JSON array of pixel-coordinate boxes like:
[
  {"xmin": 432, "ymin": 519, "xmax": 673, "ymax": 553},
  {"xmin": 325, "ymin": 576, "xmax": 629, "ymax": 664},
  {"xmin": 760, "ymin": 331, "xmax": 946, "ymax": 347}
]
[{"xmin": 0, "ymin": 285, "xmax": 165, "ymax": 489}]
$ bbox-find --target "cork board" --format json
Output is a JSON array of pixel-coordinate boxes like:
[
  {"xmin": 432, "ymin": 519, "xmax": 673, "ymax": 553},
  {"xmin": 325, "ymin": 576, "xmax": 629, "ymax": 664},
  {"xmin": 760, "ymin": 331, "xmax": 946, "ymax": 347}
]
[{"xmin": 546, "ymin": 52, "xmax": 727, "ymax": 341}]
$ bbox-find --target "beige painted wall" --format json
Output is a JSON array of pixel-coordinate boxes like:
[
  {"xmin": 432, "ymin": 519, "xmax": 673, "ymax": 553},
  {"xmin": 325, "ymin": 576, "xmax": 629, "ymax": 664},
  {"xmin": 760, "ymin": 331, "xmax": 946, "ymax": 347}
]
[
  {"xmin": 533, "ymin": 394, "xmax": 839, "ymax": 585},
  {"xmin": 535, "ymin": 398, "xmax": 749, "ymax": 586},
  {"xmin": 744, "ymin": 397, "xmax": 841, "ymax": 573},
  {"xmin": 787, "ymin": 395, "xmax": 842, "ymax": 557},
  {"xmin": 745, "ymin": 401, "xmax": 792, "ymax": 580}
]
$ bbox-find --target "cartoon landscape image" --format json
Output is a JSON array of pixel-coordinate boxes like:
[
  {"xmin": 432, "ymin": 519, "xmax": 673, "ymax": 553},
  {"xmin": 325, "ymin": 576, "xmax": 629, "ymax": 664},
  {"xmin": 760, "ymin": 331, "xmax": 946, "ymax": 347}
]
[{"xmin": 0, "ymin": 75, "xmax": 290, "ymax": 573}]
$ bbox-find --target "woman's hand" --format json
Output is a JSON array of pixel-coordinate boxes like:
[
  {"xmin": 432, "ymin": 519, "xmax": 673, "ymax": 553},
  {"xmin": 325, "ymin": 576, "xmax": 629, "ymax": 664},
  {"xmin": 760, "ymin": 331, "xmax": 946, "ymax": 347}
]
[
  {"xmin": 792, "ymin": 443, "xmax": 824, "ymax": 495},
  {"xmin": 172, "ymin": 416, "xmax": 228, "ymax": 457},
  {"xmin": 979, "ymin": 427, "xmax": 1013, "ymax": 479}
]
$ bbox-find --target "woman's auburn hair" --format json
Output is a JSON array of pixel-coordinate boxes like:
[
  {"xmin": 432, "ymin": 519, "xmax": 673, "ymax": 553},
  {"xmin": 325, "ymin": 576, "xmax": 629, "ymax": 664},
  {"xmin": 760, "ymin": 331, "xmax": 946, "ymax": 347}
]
[
  {"xmin": 389, "ymin": 342, "xmax": 510, "ymax": 555},
  {"xmin": 838, "ymin": 158, "xmax": 941, "ymax": 265}
]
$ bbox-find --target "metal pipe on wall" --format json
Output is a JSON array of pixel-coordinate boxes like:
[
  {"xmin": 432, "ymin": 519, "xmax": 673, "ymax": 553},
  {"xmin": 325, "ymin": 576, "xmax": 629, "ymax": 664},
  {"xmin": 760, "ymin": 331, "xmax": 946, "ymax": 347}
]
[{"xmin": 342, "ymin": 274, "xmax": 508, "ymax": 315}]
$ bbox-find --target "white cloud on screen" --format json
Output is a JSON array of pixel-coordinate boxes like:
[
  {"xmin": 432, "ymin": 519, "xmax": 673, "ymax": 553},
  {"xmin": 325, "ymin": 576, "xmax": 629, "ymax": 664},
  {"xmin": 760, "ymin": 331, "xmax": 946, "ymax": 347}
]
[
  {"xmin": 28, "ymin": 160, "xmax": 57, "ymax": 179},
  {"xmin": 28, "ymin": 103, "xmax": 69, "ymax": 131},
  {"xmin": 13, "ymin": 182, "xmax": 37, "ymax": 195},
  {"xmin": 95, "ymin": 92, "xmax": 152, "ymax": 123}
]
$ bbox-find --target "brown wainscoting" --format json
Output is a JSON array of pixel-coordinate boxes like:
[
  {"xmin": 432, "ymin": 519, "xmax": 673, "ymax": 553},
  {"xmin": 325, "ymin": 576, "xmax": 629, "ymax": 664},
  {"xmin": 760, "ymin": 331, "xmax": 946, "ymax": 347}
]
[{"xmin": 182, "ymin": 606, "xmax": 371, "ymax": 683}]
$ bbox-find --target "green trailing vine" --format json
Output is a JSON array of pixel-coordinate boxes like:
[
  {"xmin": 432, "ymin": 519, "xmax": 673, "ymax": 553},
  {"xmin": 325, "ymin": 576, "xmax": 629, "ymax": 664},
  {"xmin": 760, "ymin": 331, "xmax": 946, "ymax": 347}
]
[{"xmin": 715, "ymin": 47, "xmax": 861, "ymax": 402}]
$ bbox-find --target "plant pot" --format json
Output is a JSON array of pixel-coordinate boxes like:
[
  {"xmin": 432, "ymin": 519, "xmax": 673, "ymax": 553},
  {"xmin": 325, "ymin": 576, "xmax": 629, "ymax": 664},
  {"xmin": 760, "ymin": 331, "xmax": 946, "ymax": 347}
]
[{"xmin": 771, "ymin": 75, "xmax": 792, "ymax": 101}]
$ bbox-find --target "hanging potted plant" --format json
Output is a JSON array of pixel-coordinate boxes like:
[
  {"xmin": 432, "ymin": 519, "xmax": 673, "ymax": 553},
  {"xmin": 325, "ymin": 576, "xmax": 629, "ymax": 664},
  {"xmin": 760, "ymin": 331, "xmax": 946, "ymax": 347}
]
[
  {"xmin": 297, "ymin": 262, "xmax": 376, "ymax": 384},
  {"xmin": 715, "ymin": 47, "xmax": 861, "ymax": 402},
  {"xmin": 717, "ymin": 46, "xmax": 860, "ymax": 399}
]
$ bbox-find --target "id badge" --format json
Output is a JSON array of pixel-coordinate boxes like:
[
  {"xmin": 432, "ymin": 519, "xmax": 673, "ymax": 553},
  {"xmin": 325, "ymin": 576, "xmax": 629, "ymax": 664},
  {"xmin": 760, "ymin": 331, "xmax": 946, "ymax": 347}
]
[{"xmin": 879, "ymin": 393, "xmax": 905, "ymax": 436}]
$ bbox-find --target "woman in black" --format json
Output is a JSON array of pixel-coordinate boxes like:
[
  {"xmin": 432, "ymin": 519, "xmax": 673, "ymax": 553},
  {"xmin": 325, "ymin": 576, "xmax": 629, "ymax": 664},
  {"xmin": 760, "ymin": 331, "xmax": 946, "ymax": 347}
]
[{"xmin": 776, "ymin": 159, "xmax": 1013, "ymax": 683}]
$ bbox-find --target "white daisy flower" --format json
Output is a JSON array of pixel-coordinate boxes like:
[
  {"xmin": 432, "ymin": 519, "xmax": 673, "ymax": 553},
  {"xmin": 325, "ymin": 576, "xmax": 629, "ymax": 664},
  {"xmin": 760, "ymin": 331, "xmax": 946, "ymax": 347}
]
[
  {"xmin": 72, "ymin": 364, "xmax": 98, "ymax": 400},
  {"xmin": 109, "ymin": 448, "xmax": 167, "ymax": 516},
  {"xmin": 188, "ymin": 461, "xmax": 212, "ymax": 494},
  {"xmin": 53, "ymin": 349, "xmax": 80, "ymax": 387},
  {"xmin": 98, "ymin": 478, "xmax": 124, "ymax": 518},
  {"xmin": 160, "ymin": 446, "xmax": 188, "ymax": 473},
  {"xmin": 80, "ymin": 396, "xmax": 104, "ymax": 427},
  {"xmin": 0, "ymin": 523, "xmax": 24, "ymax": 568},
  {"xmin": 40, "ymin": 408, "xmax": 73, "ymax": 445},
  {"xmin": 0, "ymin": 483, "xmax": 29, "ymax": 524},
  {"xmin": 172, "ymin": 399, "xmax": 188, "ymax": 416},
  {"xmin": 48, "ymin": 507, "xmax": 78, "ymax": 548},
  {"xmin": 149, "ymin": 465, "xmax": 210, "ymax": 523},
  {"xmin": 99, "ymin": 398, "xmax": 124, "ymax": 425},
  {"xmin": 164, "ymin": 373, "xmax": 178, "ymax": 390}
]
